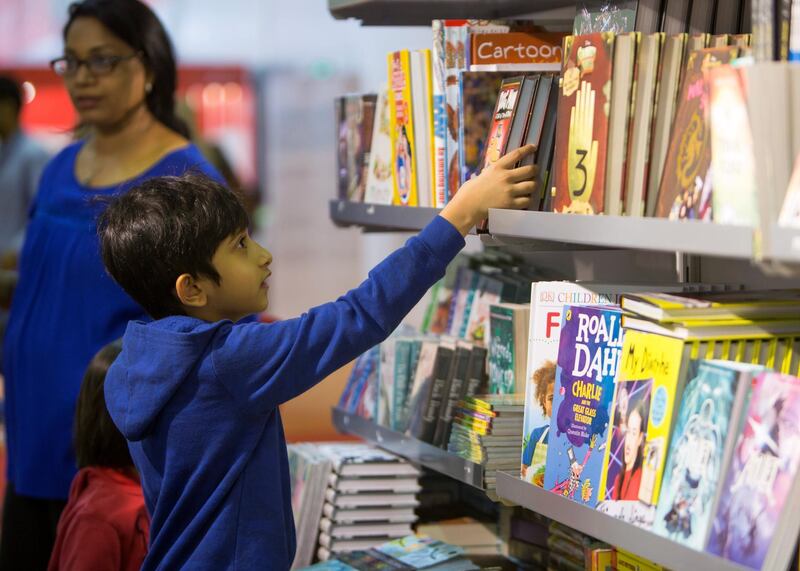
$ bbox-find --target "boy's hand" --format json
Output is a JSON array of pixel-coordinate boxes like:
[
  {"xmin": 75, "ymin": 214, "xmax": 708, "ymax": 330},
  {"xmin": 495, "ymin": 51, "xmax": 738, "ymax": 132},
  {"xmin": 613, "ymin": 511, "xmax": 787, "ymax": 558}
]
[{"xmin": 440, "ymin": 144, "xmax": 538, "ymax": 235}]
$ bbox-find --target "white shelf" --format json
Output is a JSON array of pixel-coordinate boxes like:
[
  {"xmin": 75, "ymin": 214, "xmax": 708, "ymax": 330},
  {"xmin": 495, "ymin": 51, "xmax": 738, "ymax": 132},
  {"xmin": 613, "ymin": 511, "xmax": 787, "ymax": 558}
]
[
  {"xmin": 488, "ymin": 209, "xmax": 756, "ymax": 259},
  {"xmin": 496, "ymin": 472, "xmax": 752, "ymax": 571},
  {"xmin": 767, "ymin": 225, "xmax": 800, "ymax": 264},
  {"xmin": 332, "ymin": 408, "xmax": 485, "ymax": 489}
]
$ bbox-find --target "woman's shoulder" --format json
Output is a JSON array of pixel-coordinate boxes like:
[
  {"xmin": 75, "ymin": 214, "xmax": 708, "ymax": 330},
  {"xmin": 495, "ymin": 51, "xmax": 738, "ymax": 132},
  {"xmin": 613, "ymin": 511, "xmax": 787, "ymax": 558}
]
[
  {"xmin": 38, "ymin": 140, "xmax": 83, "ymax": 184},
  {"xmin": 151, "ymin": 142, "xmax": 225, "ymax": 183}
]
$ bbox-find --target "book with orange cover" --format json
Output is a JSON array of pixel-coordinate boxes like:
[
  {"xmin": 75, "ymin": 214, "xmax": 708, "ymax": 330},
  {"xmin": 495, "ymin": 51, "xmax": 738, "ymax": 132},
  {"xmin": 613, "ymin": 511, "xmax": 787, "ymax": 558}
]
[
  {"xmin": 654, "ymin": 47, "xmax": 739, "ymax": 220},
  {"xmin": 552, "ymin": 33, "xmax": 615, "ymax": 215}
]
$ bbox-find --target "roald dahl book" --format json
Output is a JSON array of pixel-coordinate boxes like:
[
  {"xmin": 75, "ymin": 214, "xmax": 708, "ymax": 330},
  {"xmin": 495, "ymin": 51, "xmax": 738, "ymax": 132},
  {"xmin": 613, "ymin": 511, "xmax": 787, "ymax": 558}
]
[{"xmin": 544, "ymin": 305, "xmax": 623, "ymax": 507}]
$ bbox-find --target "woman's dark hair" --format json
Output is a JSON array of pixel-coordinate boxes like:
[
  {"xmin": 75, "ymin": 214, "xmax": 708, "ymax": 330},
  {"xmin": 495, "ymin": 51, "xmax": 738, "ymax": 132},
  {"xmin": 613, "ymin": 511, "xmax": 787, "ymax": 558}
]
[
  {"xmin": 74, "ymin": 340, "xmax": 131, "ymax": 469},
  {"xmin": 64, "ymin": 0, "xmax": 189, "ymax": 138}
]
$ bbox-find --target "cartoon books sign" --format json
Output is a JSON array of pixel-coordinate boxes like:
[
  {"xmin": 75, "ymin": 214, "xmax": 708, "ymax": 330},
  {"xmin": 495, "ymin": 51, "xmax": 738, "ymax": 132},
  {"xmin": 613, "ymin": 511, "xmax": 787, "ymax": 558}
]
[
  {"xmin": 544, "ymin": 305, "xmax": 623, "ymax": 506},
  {"xmin": 552, "ymin": 33, "xmax": 615, "ymax": 215}
]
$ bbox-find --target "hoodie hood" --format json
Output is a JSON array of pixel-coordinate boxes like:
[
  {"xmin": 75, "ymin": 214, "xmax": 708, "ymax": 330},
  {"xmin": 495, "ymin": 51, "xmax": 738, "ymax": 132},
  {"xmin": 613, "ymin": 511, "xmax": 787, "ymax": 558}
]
[{"xmin": 105, "ymin": 316, "xmax": 227, "ymax": 441}]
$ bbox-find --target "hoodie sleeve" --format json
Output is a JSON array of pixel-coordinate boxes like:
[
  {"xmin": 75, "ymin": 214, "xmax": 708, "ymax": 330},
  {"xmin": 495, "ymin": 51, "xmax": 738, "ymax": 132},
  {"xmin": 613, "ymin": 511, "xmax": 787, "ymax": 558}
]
[{"xmin": 211, "ymin": 216, "xmax": 464, "ymax": 411}]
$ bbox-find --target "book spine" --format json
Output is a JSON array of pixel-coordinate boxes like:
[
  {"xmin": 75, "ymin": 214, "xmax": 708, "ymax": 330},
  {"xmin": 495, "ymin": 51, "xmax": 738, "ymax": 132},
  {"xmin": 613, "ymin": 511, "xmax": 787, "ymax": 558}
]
[
  {"xmin": 388, "ymin": 50, "xmax": 419, "ymax": 206},
  {"xmin": 392, "ymin": 342, "xmax": 412, "ymax": 431},
  {"xmin": 419, "ymin": 344, "xmax": 456, "ymax": 443},
  {"xmin": 432, "ymin": 20, "xmax": 449, "ymax": 206},
  {"xmin": 791, "ymin": 0, "xmax": 800, "ymax": 60},
  {"xmin": 433, "ymin": 345, "xmax": 471, "ymax": 447},
  {"xmin": 447, "ymin": 22, "xmax": 469, "ymax": 195}
]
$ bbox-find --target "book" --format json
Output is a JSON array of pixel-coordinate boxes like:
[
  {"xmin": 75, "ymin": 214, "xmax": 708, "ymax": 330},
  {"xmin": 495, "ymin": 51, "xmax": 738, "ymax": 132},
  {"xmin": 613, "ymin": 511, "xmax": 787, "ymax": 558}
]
[
  {"xmin": 464, "ymin": 275, "xmax": 504, "ymax": 342},
  {"xmin": 363, "ymin": 85, "xmax": 394, "ymax": 205},
  {"xmin": 405, "ymin": 340, "xmax": 440, "ymax": 437},
  {"xmin": 652, "ymin": 360, "xmax": 762, "ymax": 550},
  {"xmin": 391, "ymin": 339, "xmax": 414, "ymax": 431},
  {"xmin": 410, "ymin": 49, "xmax": 434, "ymax": 207},
  {"xmin": 320, "ymin": 518, "xmax": 414, "ymax": 539},
  {"xmin": 323, "ymin": 504, "xmax": 418, "ymax": 524},
  {"xmin": 327, "ymin": 473, "xmax": 421, "ymax": 494},
  {"xmin": 543, "ymin": 305, "xmax": 623, "ymax": 507},
  {"xmin": 646, "ymin": 34, "xmax": 688, "ymax": 217},
  {"xmin": 289, "ymin": 443, "xmax": 333, "ymax": 568},
  {"xmin": 388, "ymin": 50, "xmax": 419, "ymax": 206},
  {"xmin": 655, "ymin": 46, "xmax": 740, "ymax": 220},
  {"xmin": 444, "ymin": 20, "xmax": 470, "ymax": 198},
  {"xmin": 534, "ymin": 78, "xmax": 560, "ymax": 211},
  {"xmin": 325, "ymin": 488, "xmax": 420, "ymax": 509},
  {"xmin": 433, "ymin": 341, "xmax": 474, "ymax": 447},
  {"xmin": 478, "ymin": 76, "xmax": 525, "ymax": 174},
  {"xmin": 707, "ymin": 372, "xmax": 800, "ymax": 569},
  {"xmin": 432, "ymin": 20, "xmax": 449, "ymax": 206},
  {"xmin": 604, "ymin": 32, "xmax": 637, "ymax": 216},
  {"xmin": 624, "ymin": 33, "xmax": 663, "ymax": 217},
  {"xmin": 378, "ymin": 337, "xmax": 397, "ymax": 427},
  {"xmin": 469, "ymin": 32, "xmax": 565, "ymax": 71},
  {"xmin": 552, "ymin": 33, "xmax": 615, "ymax": 215},
  {"xmin": 336, "ymin": 94, "xmax": 378, "ymax": 203},
  {"xmin": 620, "ymin": 290, "xmax": 800, "ymax": 323},
  {"xmin": 322, "ymin": 444, "xmax": 421, "ymax": 478},
  {"xmin": 689, "ymin": 0, "xmax": 716, "ymax": 34},
  {"xmin": 457, "ymin": 71, "xmax": 516, "ymax": 185},
  {"xmin": 417, "ymin": 340, "xmax": 456, "ymax": 443},
  {"xmin": 596, "ymin": 329, "xmax": 687, "ymax": 528},
  {"xmin": 487, "ymin": 303, "xmax": 530, "ymax": 394},
  {"xmin": 708, "ymin": 64, "xmax": 758, "ymax": 226},
  {"xmin": 503, "ymin": 74, "xmax": 539, "ymax": 156},
  {"xmin": 519, "ymin": 73, "xmax": 553, "ymax": 170},
  {"xmin": 521, "ymin": 282, "xmax": 632, "ymax": 487},
  {"xmin": 448, "ymin": 268, "xmax": 479, "ymax": 337},
  {"xmin": 662, "ymin": 0, "xmax": 692, "ymax": 35}
]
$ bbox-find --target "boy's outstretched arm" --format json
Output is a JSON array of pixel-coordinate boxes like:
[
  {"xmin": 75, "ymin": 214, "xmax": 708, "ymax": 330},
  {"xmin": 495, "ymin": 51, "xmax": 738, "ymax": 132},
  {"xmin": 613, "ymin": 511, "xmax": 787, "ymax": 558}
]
[{"xmin": 212, "ymin": 146, "xmax": 538, "ymax": 412}]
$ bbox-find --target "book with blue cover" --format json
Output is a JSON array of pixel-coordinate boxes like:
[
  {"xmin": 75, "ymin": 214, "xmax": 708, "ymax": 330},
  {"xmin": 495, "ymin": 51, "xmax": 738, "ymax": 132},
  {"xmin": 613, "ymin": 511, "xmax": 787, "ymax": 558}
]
[
  {"xmin": 543, "ymin": 305, "xmax": 623, "ymax": 507},
  {"xmin": 652, "ymin": 360, "xmax": 758, "ymax": 550}
]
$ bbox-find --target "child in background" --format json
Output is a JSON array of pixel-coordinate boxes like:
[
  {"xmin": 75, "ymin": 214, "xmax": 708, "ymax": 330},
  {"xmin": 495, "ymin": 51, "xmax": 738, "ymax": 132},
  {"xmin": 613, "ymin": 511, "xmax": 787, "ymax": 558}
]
[
  {"xmin": 48, "ymin": 342, "xmax": 149, "ymax": 571},
  {"xmin": 98, "ymin": 145, "xmax": 537, "ymax": 570}
]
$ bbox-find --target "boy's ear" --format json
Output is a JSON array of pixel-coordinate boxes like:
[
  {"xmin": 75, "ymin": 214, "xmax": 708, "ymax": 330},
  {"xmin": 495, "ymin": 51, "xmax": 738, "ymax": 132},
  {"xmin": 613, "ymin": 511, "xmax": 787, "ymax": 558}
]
[{"xmin": 175, "ymin": 273, "xmax": 208, "ymax": 308}]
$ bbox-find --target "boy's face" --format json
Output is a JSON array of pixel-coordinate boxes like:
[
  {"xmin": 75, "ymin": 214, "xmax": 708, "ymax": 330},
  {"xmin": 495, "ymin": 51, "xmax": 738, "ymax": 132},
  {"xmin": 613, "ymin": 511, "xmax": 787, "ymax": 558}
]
[{"xmin": 202, "ymin": 230, "xmax": 273, "ymax": 322}]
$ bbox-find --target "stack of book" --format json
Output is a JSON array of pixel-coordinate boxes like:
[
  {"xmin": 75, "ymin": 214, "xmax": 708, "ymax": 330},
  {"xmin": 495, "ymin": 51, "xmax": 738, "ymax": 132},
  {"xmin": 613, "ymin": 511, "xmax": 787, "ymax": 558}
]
[
  {"xmin": 304, "ymin": 534, "xmax": 479, "ymax": 571},
  {"xmin": 316, "ymin": 444, "xmax": 422, "ymax": 561},
  {"xmin": 289, "ymin": 444, "xmax": 334, "ymax": 569},
  {"xmin": 447, "ymin": 395, "xmax": 525, "ymax": 492}
]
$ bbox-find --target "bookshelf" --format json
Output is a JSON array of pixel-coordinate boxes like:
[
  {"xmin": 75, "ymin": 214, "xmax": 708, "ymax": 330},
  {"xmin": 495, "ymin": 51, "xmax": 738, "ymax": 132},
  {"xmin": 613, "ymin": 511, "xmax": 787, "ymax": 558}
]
[
  {"xmin": 328, "ymin": 0, "xmax": 556, "ymax": 25},
  {"xmin": 487, "ymin": 209, "xmax": 756, "ymax": 259},
  {"xmin": 330, "ymin": 200, "xmax": 442, "ymax": 232},
  {"xmin": 495, "ymin": 472, "xmax": 752, "ymax": 571},
  {"xmin": 331, "ymin": 407, "xmax": 485, "ymax": 489}
]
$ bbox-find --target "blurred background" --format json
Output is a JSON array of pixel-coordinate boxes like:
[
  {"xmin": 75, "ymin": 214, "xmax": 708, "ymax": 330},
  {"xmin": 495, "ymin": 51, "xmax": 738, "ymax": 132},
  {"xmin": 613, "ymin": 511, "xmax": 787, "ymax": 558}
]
[{"xmin": 0, "ymin": 0, "xmax": 435, "ymax": 442}]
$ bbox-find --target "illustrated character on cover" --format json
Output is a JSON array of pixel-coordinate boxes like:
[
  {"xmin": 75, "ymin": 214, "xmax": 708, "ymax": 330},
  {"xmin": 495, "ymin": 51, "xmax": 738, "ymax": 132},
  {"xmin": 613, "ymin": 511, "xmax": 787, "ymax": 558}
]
[
  {"xmin": 662, "ymin": 397, "xmax": 722, "ymax": 539},
  {"xmin": 395, "ymin": 124, "xmax": 413, "ymax": 201},
  {"xmin": 521, "ymin": 361, "xmax": 556, "ymax": 485},
  {"xmin": 611, "ymin": 400, "xmax": 648, "ymax": 501},
  {"xmin": 551, "ymin": 434, "xmax": 597, "ymax": 501}
]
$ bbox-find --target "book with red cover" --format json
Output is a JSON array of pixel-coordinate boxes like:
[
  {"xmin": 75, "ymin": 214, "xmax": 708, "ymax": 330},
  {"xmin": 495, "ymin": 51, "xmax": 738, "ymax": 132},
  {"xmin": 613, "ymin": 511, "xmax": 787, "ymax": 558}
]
[
  {"xmin": 654, "ymin": 47, "xmax": 739, "ymax": 220},
  {"xmin": 478, "ymin": 76, "xmax": 525, "ymax": 173},
  {"xmin": 551, "ymin": 33, "xmax": 615, "ymax": 215}
]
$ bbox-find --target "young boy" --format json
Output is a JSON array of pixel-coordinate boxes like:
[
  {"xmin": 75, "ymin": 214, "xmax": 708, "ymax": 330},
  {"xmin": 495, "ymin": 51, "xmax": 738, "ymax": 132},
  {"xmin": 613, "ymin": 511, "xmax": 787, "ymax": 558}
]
[{"xmin": 99, "ymin": 145, "xmax": 537, "ymax": 570}]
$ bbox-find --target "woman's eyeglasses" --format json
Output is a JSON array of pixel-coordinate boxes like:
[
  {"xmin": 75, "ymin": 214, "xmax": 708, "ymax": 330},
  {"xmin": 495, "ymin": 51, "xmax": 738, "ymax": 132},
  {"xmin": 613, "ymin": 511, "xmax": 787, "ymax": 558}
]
[{"xmin": 49, "ymin": 53, "xmax": 140, "ymax": 77}]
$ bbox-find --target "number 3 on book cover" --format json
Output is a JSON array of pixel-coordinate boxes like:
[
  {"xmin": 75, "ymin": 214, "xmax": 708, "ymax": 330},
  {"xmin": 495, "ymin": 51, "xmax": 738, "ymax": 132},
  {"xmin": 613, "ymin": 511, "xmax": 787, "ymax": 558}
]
[{"xmin": 543, "ymin": 305, "xmax": 623, "ymax": 507}]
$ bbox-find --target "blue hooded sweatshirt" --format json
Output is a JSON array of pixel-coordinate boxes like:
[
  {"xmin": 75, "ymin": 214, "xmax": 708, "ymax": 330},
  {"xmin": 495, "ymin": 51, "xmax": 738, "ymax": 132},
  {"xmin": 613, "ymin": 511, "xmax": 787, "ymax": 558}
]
[{"xmin": 104, "ymin": 216, "xmax": 465, "ymax": 570}]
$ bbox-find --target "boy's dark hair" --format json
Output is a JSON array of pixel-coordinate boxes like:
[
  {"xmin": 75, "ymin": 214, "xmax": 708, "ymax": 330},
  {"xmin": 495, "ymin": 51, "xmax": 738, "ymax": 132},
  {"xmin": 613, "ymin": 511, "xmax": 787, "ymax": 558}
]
[
  {"xmin": 74, "ymin": 341, "xmax": 129, "ymax": 469},
  {"xmin": 64, "ymin": 0, "xmax": 189, "ymax": 138},
  {"xmin": 0, "ymin": 76, "xmax": 22, "ymax": 114},
  {"xmin": 98, "ymin": 173, "xmax": 248, "ymax": 319}
]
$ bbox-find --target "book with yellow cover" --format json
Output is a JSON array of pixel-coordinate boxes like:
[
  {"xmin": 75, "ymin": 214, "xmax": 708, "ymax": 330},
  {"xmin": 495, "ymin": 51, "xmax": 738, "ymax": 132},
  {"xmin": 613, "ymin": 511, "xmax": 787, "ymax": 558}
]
[
  {"xmin": 388, "ymin": 50, "xmax": 419, "ymax": 206},
  {"xmin": 596, "ymin": 329, "xmax": 686, "ymax": 528}
]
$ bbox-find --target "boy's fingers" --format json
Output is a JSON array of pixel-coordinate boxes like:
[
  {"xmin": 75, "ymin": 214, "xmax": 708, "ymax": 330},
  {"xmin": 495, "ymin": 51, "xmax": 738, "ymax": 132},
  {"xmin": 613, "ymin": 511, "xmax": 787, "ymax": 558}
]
[
  {"xmin": 496, "ymin": 144, "xmax": 537, "ymax": 168},
  {"xmin": 513, "ymin": 196, "xmax": 533, "ymax": 209},
  {"xmin": 507, "ymin": 164, "xmax": 538, "ymax": 182},
  {"xmin": 511, "ymin": 180, "xmax": 537, "ymax": 196}
]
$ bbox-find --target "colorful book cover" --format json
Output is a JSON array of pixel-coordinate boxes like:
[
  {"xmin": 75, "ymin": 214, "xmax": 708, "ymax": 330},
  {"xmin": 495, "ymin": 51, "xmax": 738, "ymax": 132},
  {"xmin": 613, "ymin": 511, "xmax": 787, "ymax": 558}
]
[
  {"xmin": 521, "ymin": 282, "xmax": 623, "ymax": 487},
  {"xmin": 444, "ymin": 20, "xmax": 469, "ymax": 197},
  {"xmin": 652, "ymin": 360, "xmax": 742, "ymax": 549},
  {"xmin": 432, "ymin": 20, "xmax": 449, "ymax": 206},
  {"xmin": 377, "ymin": 337, "xmax": 397, "ymax": 427},
  {"xmin": 354, "ymin": 347, "xmax": 380, "ymax": 420},
  {"xmin": 448, "ymin": 268, "xmax": 479, "ymax": 337},
  {"xmin": 465, "ymin": 276, "xmax": 503, "ymax": 343},
  {"xmin": 363, "ymin": 85, "xmax": 394, "ymax": 205},
  {"xmin": 708, "ymin": 65, "xmax": 758, "ymax": 226},
  {"xmin": 335, "ymin": 94, "xmax": 377, "ymax": 202},
  {"xmin": 457, "ymin": 71, "xmax": 516, "ymax": 186},
  {"xmin": 552, "ymin": 33, "xmax": 615, "ymax": 215},
  {"xmin": 655, "ymin": 47, "xmax": 739, "ymax": 220},
  {"xmin": 388, "ymin": 50, "xmax": 419, "ymax": 206},
  {"xmin": 596, "ymin": 329, "xmax": 686, "ymax": 528},
  {"xmin": 544, "ymin": 305, "xmax": 623, "ymax": 507},
  {"xmin": 391, "ymin": 339, "xmax": 414, "ymax": 431},
  {"xmin": 404, "ymin": 340, "xmax": 439, "ymax": 436},
  {"xmin": 479, "ymin": 76, "xmax": 523, "ymax": 173},
  {"xmin": 707, "ymin": 372, "xmax": 800, "ymax": 569}
]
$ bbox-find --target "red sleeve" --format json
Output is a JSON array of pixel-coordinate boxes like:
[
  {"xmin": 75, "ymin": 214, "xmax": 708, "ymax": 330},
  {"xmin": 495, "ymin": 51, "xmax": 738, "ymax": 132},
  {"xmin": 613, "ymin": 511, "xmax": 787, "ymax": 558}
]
[{"xmin": 54, "ymin": 517, "xmax": 121, "ymax": 571}]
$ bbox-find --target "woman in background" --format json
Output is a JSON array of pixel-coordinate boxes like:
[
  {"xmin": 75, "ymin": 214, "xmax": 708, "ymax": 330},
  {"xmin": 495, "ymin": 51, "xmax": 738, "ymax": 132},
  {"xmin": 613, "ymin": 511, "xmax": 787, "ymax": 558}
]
[{"xmin": 1, "ymin": 1, "xmax": 221, "ymax": 568}]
